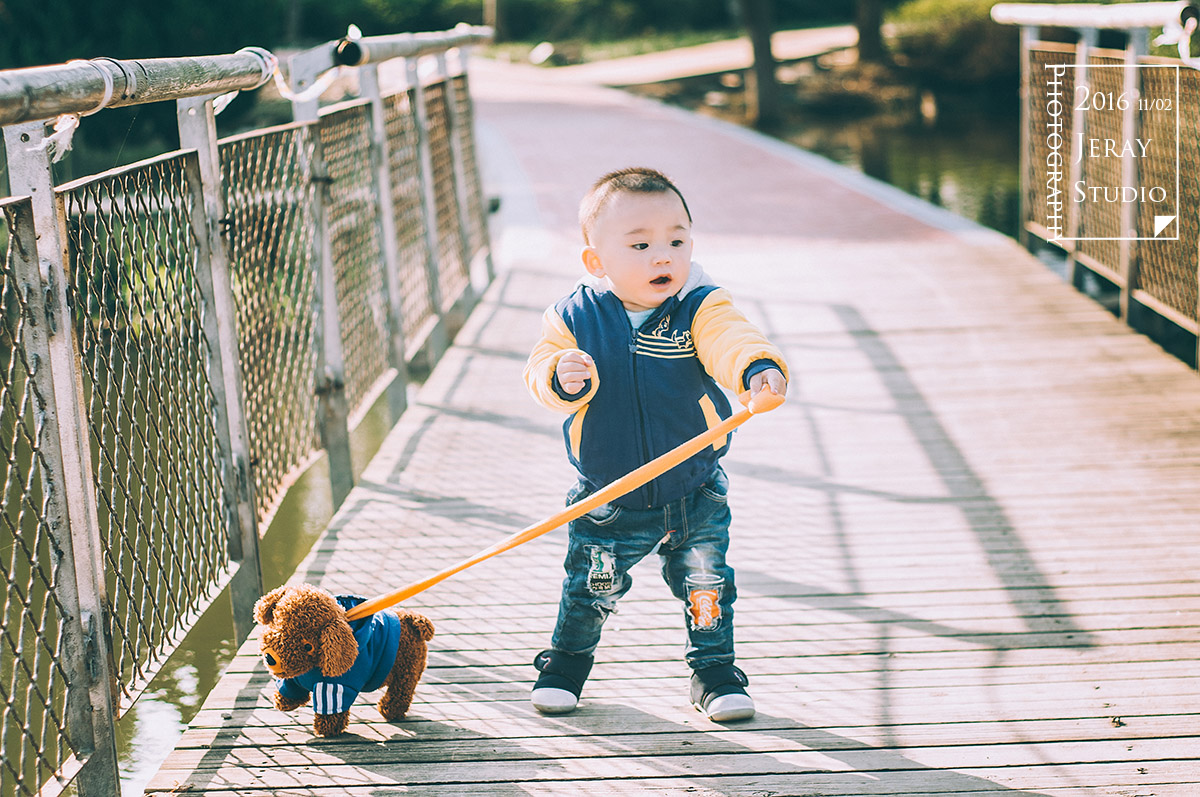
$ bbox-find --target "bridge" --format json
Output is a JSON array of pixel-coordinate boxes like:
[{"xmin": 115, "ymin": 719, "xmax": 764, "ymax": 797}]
[{"xmin": 2, "ymin": 6, "xmax": 1200, "ymax": 797}]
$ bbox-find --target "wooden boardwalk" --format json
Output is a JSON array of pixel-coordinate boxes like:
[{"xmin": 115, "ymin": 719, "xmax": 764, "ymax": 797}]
[{"xmin": 148, "ymin": 60, "xmax": 1200, "ymax": 796}]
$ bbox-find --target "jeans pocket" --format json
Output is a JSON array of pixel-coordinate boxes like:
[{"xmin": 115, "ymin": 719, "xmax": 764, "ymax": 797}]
[
  {"xmin": 697, "ymin": 467, "xmax": 729, "ymax": 504},
  {"xmin": 565, "ymin": 481, "xmax": 588, "ymax": 506},
  {"xmin": 583, "ymin": 502, "xmax": 622, "ymax": 525},
  {"xmin": 567, "ymin": 482, "xmax": 622, "ymax": 525}
]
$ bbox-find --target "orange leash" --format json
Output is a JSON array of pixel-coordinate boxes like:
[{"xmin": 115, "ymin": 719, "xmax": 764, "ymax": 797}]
[{"xmin": 345, "ymin": 386, "xmax": 784, "ymax": 621}]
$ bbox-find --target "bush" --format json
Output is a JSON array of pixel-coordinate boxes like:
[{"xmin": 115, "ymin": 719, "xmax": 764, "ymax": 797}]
[{"xmin": 889, "ymin": 0, "xmax": 1019, "ymax": 86}]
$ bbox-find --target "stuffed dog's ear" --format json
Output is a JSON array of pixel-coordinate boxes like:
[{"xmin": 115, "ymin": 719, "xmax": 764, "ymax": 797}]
[
  {"xmin": 254, "ymin": 586, "xmax": 290, "ymax": 625},
  {"xmin": 318, "ymin": 616, "xmax": 358, "ymax": 678}
]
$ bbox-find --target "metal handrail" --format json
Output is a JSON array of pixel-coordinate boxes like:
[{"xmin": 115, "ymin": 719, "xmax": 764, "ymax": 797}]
[
  {"xmin": 334, "ymin": 24, "xmax": 493, "ymax": 66},
  {"xmin": 0, "ymin": 48, "xmax": 275, "ymax": 126},
  {"xmin": 991, "ymin": 1, "xmax": 1199, "ymax": 28}
]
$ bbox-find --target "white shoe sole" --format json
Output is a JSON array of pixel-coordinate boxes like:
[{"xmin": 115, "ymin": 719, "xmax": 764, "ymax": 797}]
[
  {"xmin": 697, "ymin": 693, "xmax": 755, "ymax": 722},
  {"xmin": 531, "ymin": 687, "xmax": 578, "ymax": 714}
]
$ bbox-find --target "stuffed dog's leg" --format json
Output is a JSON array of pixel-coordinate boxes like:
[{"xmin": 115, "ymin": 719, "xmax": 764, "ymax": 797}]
[
  {"xmin": 313, "ymin": 711, "xmax": 350, "ymax": 737},
  {"xmin": 378, "ymin": 655, "xmax": 419, "ymax": 721},
  {"xmin": 378, "ymin": 612, "xmax": 434, "ymax": 721},
  {"xmin": 272, "ymin": 691, "xmax": 309, "ymax": 713}
]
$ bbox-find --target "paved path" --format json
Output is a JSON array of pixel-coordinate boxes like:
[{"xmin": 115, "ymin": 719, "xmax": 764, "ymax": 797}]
[
  {"xmin": 545, "ymin": 25, "xmax": 857, "ymax": 85},
  {"xmin": 149, "ymin": 59, "xmax": 1200, "ymax": 796}
]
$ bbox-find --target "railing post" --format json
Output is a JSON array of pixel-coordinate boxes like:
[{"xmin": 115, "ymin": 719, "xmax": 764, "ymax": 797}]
[
  {"xmin": 177, "ymin": 96, "xmax": 264, "ymax": 640},
  {"xmin": 286, "ymin": 54, "xmax": 355, "ymax": 508},
  {"xmin": 2, "ymin": 196, "xmax": 109, "ymax": 797},
  {"xmin": 436, "ymin": 50, "xmax": 479, "ymax": 311},
  {"xmin": 453, "ymin": 46, "xmax": 496, "ymax": 284},
  {"xmin": 1066, "ymin": 27, "xmax": 1097, "ymax": 288},
  {"xmin": 358, "ymin": 62, "xmax": 411, "ymax": 420},
  {"xmin": 1018, "ymin": 25, "xmax": 1034, "ymax": 250},
  {"xmin": 3, "ymin": 122, "xmax": 121, "ymax": 797},
  {"xmin": 408, "ymin": 56, "xmax": 450, "ymax": 362},
  {"xmin": 1118, "ymin": 28, "xmax": 1147, "ymax": 320}
]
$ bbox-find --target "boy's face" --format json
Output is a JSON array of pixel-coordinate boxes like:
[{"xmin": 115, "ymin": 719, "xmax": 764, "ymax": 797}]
[{"xmin": 582, "ymin": 190, "xmax": 693, "ymax": 313}]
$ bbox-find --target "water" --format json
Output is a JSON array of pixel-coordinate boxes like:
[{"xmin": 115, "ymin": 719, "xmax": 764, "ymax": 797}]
[
  {"xmin": 631, "ymin": 72, "xmax": 1024, "ymax": 239},
  {"xmin": 780, "ymin": 90, "xmax": 1023, "ymax": 239}
]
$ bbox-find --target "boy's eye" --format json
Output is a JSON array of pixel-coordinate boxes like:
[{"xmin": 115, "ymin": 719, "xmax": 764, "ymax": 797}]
[
  {"xmin": 671, "ymin": 239, "xmax": 684, "ymax": 247},
  {"xmin": 632, "ymin": 243, "xmax": 648, "ymax": 250}
]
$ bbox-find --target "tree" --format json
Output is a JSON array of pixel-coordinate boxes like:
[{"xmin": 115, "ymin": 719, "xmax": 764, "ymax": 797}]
[
  {"xmin": 736, "ymin": 0, "xmax": 781, "ymax": 128},
  {"xmin": 856, "ymin": 0, "xmax": 887, "ymax": 63},
  {"xmin": 483, "ymin": 0, "xmax": 502, "ymax": 41}
]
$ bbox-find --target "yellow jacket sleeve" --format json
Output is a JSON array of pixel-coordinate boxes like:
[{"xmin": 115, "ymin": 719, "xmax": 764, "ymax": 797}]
[
  {"xmin": 523, "ymin": 305, "xmax": 601, "ymax": 413},
  {"xmin": 692, "ymin": 288, "xmax": 789, "ymax": 392}
]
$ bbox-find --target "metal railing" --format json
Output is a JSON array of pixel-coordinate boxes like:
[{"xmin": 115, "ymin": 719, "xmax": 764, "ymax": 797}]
[
  {"xmin": 994, "ymin": 2, "xmax": 1200, "ymax": 366},
  {"xmin": 0, "ymin": 23, "xmax": 493, "ymax": 797}
]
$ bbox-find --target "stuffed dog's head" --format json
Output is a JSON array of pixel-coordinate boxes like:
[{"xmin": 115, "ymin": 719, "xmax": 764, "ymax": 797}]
[{"xmin": 254, "ymin": 585, "xmax": 358, "ymax": 680}]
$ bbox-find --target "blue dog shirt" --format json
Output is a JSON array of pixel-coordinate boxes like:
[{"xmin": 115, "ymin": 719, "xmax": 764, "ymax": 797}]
[{"xmin": 274, "ymin": 594, "xmax": 403, "ymax": 715}]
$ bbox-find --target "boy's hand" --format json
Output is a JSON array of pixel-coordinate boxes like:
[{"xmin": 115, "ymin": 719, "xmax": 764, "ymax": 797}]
[
  {"xmin": 749, "ymin": 367, "xmax": 787, "ymax": 399},
  {"xmin": 556, "ymin": 351, "xmax": 595, "ymax": 395}
]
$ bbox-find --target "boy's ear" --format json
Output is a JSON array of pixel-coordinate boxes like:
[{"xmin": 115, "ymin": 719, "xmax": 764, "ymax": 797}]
[{"xmin": 581, "ymin": 247, "xmax": 605, "ymax": 278}]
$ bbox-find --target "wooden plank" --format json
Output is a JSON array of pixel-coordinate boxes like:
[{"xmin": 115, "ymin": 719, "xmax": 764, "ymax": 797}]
[
  {"xmin": 154, "ymin": 733, "xmax": 1200, "ymax": 771},
  {"xmin": 218, "ymin": 634, "xmax": 1200, "ymax": 686},
  {"xmin": 145, "ymin": 748, "xmax": 1200, "ymax": 791},
  {"xmin": 187, "ymin": 692, "xmax": 1197, "ymax": 736},
  {"xmin": 145, "ymin": 783, "xmax": 1200, "ymax": 797},
  {"xmin": 226, "ymin": 641, "xmax": 1200, "ymax": 690},
  {"xmin": 169, "ymin": 712, "xmax": 1199, "ymax": 750},
  {"xmin": 206, "ymin": 666, "xmax": 1200, "ymax": 712}
]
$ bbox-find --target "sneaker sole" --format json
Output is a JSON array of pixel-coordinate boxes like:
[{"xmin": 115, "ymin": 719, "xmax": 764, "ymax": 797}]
[
  {"xmin": 703, "ymin": 703, "xmax": 756, "ymax": 722},
  {"xmin": 531, "ymin": 687, "xmax": 578, "ymax": 714},
  {"xmin": 694, "ymin": 694, "xmax": 756, "ymax": 722}
]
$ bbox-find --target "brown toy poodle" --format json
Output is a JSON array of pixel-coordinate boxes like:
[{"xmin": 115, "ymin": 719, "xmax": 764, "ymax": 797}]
[{"xmin": 254, "ymin": 584, "xmax": 435, "ymax": 737}]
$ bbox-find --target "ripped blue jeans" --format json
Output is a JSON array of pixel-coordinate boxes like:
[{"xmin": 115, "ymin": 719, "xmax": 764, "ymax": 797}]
[{"xmin": 551, "ymin": 467, "xmax": 736, "ymax": 671}]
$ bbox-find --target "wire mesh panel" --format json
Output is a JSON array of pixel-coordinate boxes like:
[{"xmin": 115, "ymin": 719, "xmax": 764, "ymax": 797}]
[
  {"xmin": 1075, "ymin": 52, "xmax": 1126, "ymax": 280},
  {"xmin": 317, "ymin": 103, "xmax": 391, "ymax": 417},
  {"xmin": 423, "ymin": 80, "xmax": 469, "ymax": 311},
  {"xmin": 384, "ymin": 90, "xmax": 437, "ymax": 347},
  {"xmin": 450, "ymin": 73, "xmax": 488, "ymax": 263},
  {"xmin": 1135, "ymin": 58, "xmax": 1198, "ymax": 328},
  {"xmin": 57, "ymin": 152, "xmax": 231, "ymax": 710},
  {"xmin": 1026, "ymin": 43, "xmax": 1077, "ymax": 243},
  {"xmin": 219, "ymin": 124, "xmax": 321, "ymax": 524},
  {"xmin": 0, "ymin": 198, "xmax": 79, "ymax": 797}
]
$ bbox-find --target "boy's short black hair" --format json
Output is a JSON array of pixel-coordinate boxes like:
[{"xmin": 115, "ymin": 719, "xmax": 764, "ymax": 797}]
[{"xmin": 579, "ymin": 167, "xmax": 692, "ymax": 245}]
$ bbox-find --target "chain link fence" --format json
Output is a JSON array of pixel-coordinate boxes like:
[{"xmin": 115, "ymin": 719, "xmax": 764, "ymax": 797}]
[
  {"xmin": 58, "ymin": 152, "xmax": 235, "ymax": 709},
  {"xmin": 0, "ymin": 26, "xmax": 493, "ymax": 797},
  {"xmin": 1019, "ymin": 26, "xmax": 1199, "ymax": 364},
  {"xmin": 318, "ymin": 102, "xmax": 393, "ymax": 418},
  {"xmin": 385, "ymin": 89, "xmax": 439, "ymax": 349},
  {"xmin": 219, "ymin": 123, "xmax": 322, "ymax": 527},
  {"xmin": 424, "ymin": 81, "xmax": 470, "ymax": 312},
  {"xmin": 1134, "ymin": 57, "xmax": 1200, "ymax": 326},
  {"xmin": 0, "ymin": 197, "xmax": 79, "ymax": 797}
]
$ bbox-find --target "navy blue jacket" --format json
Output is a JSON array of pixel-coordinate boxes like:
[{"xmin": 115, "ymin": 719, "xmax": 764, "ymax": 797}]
[{"xmin": 525, "ymin": 265, "xmax": 788, "ymax": 508}]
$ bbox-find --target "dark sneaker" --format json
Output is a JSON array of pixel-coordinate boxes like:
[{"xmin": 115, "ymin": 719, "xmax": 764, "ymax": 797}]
[
  {"xmin": 690, "ymin": 663, "xmax": 755, "ymax": 722},
  {"xmin": 531, "ymin": 649, "xmax": 593, "ymax": 715}
]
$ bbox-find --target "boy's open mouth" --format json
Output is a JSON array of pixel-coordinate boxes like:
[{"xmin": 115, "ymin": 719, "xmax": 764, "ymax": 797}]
[{"xmin": 650, "ymin": 276, "xmax": 672, "ymax": 286}]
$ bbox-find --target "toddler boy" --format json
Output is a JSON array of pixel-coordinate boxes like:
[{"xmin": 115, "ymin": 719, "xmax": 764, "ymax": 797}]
[{"xmin": 523, "ymin": 167, "xmax": 788, "ymax": 721}]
